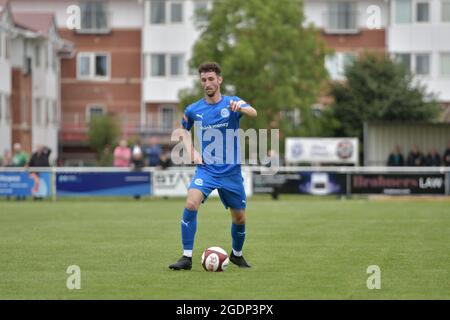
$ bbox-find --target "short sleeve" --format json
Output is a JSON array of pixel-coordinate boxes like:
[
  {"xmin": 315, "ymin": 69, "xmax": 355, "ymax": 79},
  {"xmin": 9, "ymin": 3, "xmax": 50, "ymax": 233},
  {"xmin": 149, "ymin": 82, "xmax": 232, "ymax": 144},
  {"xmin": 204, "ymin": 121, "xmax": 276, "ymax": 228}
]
[
  {"xmin": 233, "ymin": 96, "xmax": 249, "ymax": 119},
  {"xmin": 181, "ymin": 108, "xmax": 193, "ymax": 130}
]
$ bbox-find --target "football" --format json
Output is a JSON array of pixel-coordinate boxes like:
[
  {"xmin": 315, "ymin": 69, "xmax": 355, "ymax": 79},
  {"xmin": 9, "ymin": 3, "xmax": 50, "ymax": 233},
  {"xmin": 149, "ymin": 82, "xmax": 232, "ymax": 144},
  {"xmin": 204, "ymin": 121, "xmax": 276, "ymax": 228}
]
[{"xmin": 201, "ymin": 246, "xmax": 230, "ymax": 272}]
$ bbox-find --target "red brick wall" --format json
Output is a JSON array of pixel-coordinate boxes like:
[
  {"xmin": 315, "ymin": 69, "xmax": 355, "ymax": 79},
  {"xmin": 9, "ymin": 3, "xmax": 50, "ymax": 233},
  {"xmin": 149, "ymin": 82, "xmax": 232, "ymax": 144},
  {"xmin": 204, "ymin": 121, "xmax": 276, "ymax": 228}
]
[
  {"xmin": 321, "ymin": 29, "xmax": 386, "ymax": 52},
  {"xmin": 58, "ymin": 29, "xmax": 142, "ymax": 144},
  {"xmin": 11, "ymin": 68, "xmax": 32, "ymax": 154}
]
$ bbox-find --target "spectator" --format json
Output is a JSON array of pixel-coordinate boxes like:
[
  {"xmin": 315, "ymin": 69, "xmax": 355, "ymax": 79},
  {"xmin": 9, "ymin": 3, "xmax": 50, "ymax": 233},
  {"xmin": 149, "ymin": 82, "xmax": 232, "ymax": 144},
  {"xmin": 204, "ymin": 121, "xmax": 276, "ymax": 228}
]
[
  {"xmin": 28, "ymin": 145, "xmax": 51, "ymax": 167},
  {"xmin": 131, "ymin": 139, "xmax": 145, "ymax": 170},
  {"xmin": 159, "ymin": 148, "xmax": 172, "ymax": 170},
  {"xmin": 27, "ymin": 145, "xmax": 51, "ymax": 200},
  {"xmin": 113, "ymin": 139, "xmax": 131, "ymax": 167},
  {"xmin": 12, "ymin": 143, "xmax": 28, "ymax": 167},
  {"xmin": 425, "ymin": 148, "xmax": 442, "ymax": 166},
  {"xmin": 146, "ymin": 137, "xmax": 162, "ymax": 167},
  {"xmin": 406, "ymin": 144, "xmax": 425, "ymax": 166},
  {"xmin": 444, "ymin": 141, "xmax": 450, "ymax": 166},
  {"xmin": 99, "ymin": 144, "xmax": 113, "ymax": 167},
  {"xmin": 387, "ymin": 145, "xmax": 404, "ymax": 166},
  {"xmin": 1, "ymin": 149, "xmax": 13, "ymax": 166}
]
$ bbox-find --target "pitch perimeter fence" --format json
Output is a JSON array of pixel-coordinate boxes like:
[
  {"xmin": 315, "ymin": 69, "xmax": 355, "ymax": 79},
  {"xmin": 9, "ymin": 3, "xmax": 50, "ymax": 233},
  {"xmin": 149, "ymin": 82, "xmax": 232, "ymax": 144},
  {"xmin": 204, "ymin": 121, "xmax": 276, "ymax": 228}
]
[{"xmin": 0, "ymin": 166, "xmax": 449, "ymax": 199}]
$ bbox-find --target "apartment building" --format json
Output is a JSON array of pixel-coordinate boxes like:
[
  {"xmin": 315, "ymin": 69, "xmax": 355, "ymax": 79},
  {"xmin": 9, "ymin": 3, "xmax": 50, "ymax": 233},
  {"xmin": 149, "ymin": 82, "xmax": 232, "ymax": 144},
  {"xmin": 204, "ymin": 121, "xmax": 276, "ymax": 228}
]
[
  {"xmin": 304, "ymin": 0, "xmax": 388, "ymax": 81},
  {"xmin": 5, "ymin": 0, "xmax": 449, "ymax": 164},
  {"xmin": 388, "ymin": 0, "xmax": 450, "ymax": 107},
  {"xmin": 142, "ymin": 0, "xmax": 207, "ymax": 145},
  {"xmin": 0, "ymin": 0, "xmax": 69, "ymax": 162},
  {"xmin": 10, "ymin": 0, "xmax": 144, "ymax": 164},
  {"xmin": 0, "ymin": 0, "xmax": 12, "ymax": 156}
]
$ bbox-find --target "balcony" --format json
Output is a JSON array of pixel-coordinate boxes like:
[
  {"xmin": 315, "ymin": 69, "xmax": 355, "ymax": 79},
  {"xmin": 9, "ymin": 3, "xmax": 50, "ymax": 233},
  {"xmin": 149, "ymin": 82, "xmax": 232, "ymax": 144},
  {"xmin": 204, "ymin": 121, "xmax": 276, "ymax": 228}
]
[
  {"xmin": 76, "ymin": 9, "xmax": 111, "ymax": 34},
  {"xmin": 60, "ymin": 112, "xmax": 178, "ymax": 143},
  {"xmin": 323, "ymin": 10, "xmax": 360, "ymax": 34}
]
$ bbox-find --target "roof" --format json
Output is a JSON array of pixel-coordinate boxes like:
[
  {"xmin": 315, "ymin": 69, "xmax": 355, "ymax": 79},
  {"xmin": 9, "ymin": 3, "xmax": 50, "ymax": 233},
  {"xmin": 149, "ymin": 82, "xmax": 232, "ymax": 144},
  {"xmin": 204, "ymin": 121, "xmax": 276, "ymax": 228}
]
[
  {"xmin": 12, "ymin": 12, "xmax": 55, "ymax": 35},
  {"xmin": 0, "ymin": 0, "xmax": 9, "ymax": 13}
]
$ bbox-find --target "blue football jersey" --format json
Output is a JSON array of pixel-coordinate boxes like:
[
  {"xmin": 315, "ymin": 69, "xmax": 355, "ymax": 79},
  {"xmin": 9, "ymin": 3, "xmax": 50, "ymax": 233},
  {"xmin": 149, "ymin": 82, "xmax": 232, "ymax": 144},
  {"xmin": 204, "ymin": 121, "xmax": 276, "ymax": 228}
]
[{"xmin": 181, "ymin": 95, "xmax": 249, "ymax": 176}]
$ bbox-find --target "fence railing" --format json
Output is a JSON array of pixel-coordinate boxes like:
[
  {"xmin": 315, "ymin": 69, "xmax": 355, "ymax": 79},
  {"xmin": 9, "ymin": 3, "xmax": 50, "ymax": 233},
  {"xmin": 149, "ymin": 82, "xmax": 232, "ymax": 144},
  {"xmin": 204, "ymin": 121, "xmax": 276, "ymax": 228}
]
[{"xmin": 1, "ymin": 166, "xmax": 449, "ymax": 199}]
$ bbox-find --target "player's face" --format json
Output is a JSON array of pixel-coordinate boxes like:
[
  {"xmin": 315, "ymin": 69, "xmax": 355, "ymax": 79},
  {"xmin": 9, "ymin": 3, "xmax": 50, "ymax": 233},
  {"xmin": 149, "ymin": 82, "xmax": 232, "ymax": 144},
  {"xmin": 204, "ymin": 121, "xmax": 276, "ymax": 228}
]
[{"xmin": 200, "ymin": 72, "xmax": 222, "ymax": 97}]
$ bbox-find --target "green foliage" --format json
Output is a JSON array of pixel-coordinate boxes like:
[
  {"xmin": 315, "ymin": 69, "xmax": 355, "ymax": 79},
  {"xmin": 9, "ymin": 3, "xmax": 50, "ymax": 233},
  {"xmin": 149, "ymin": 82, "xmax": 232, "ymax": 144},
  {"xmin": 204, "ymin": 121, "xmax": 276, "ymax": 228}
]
[
  {"xmin": 180, "ymin": 0, "xmax": 329, "ymax": 138},
  {"xmin": 329, "ymin": 53, "xmax": 440, "ymax": 140},
  {"xmin": 87, "ymin": 115, "xmax": 121, "ymax": 157}
]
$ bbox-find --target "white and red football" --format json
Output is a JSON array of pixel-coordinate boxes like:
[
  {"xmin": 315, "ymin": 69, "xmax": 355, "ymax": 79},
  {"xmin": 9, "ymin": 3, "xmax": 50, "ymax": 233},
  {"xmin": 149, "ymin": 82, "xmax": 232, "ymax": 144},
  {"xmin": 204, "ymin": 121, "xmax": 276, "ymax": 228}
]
[{"xmin": 201, "ymin": 246, "xmax": 230, "ymax": 272}]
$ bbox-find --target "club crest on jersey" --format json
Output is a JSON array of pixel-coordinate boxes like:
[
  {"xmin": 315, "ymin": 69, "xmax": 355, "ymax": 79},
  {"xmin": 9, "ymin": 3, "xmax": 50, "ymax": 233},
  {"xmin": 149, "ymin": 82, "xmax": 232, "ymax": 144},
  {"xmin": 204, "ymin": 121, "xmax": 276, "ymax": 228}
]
[
  {"xmin": 194, "ymin": 178, "xmax": 203, "ymax": 186},
  {"xmin": 221, "ymin": 108, "xmax": 230, "ymax": 118}
]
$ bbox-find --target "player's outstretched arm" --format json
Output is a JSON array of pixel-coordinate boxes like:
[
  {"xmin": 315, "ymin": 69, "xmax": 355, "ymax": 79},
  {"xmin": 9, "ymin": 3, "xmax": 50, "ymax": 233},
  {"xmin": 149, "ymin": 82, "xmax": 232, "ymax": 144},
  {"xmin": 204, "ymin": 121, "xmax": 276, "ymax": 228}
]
[
  {"xmin": 229, "ymin": 99, "xmax": 257, "ymax": 118},
  {"xmin": 179, "ymin": 124, "xmax": 203, "ymax": 164}
]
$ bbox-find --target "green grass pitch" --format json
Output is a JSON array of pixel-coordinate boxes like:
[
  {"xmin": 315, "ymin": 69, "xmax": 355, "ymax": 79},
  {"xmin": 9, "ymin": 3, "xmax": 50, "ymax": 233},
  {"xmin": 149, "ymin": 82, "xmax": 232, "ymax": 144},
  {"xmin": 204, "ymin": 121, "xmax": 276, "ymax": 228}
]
[{"xmin": 0, "ymin": 195, "xmax": 449, "ymax": 299}]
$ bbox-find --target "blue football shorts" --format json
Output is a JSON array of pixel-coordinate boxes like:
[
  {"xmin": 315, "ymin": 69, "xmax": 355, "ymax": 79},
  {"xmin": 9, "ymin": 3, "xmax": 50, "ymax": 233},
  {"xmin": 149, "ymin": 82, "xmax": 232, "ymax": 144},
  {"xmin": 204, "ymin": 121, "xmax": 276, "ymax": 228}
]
[{"xmin": 188, "ymin": 170, "xmax": 247, "ymax": 210}]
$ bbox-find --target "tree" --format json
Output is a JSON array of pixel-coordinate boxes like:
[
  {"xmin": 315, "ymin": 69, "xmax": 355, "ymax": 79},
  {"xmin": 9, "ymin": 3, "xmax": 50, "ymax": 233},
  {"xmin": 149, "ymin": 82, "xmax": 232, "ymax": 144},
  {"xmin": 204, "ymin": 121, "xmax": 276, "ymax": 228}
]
[
  {"xmin": 88, "ymin": 115, "xmax": 120, "ymax": 161},
  {"xmin": 329, "ymin": 53, "xmax": 440, "ymax": 140},
  {"xmin": 180, "ymin": 0, "xmax": 329, "ymax": 140}
]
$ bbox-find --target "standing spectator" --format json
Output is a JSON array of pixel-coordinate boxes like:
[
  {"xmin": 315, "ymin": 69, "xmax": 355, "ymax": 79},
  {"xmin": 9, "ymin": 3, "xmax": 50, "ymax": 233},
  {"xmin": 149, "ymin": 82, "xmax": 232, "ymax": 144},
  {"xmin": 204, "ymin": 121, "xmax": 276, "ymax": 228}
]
[
  {"xmin": 407, "ymin": 144, "xmax": 425, "ymax": 166},
  {"xmin": 1, "ymin": 149, "xmax": 13, "ymax": 166},
  {"xmin": 113, "ymin": 139, "xmax": 131, "ymax": 167},
  {"xmin": 159, "ymin": 148, "xmax": 172, "ymax": 170},
  {"xmin": 444, "ymin": 141, "xmax": 450, "ymax": 166},
  {"xmin": 130, "ymin": 139, "xmax": 145, "ymax": 200},
  {"xmin": 28, "ymin": 145, "xmax": 51, "ymax": 167},
  {"xmin": 131, "ymin": 139, "xmax": 145, "ymax": 170},
  {"xmin": 12, "ymin": 143, "xmax": 28, "ymax": 167},
  {"xmin": 146, "ymin": 137, "xmax": 162, "ymax": 167},
  {"xmin": 387, "ymin": 145, "xmax": 404, "ymax": 166},
  {"xmin": 28, "ymin": 145, "xmax": 51, "ymax": 200},
  {"xmin": 425, "ymin": 148, "xmax": 442, "ymax": 166}
]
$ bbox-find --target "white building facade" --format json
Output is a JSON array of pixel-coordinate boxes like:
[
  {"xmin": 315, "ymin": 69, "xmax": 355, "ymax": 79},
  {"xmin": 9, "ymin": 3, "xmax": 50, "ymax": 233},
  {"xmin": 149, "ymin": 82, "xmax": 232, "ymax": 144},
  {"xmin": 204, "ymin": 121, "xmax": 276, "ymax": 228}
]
[
  {"xmin": 388, "ymin": 0, "xmax": 450, "ymax": 103},
  {"xmin": 0, "ymin": 1, "xmax": 12, "ymax": 156}
]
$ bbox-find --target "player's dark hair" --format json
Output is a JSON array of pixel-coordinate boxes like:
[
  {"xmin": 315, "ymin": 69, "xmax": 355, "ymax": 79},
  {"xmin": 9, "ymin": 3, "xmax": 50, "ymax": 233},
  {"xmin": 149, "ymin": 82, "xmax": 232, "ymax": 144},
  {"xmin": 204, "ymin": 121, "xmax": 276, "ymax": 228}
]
[{"xmin": 198, "ymin": 62, "xmax": 222, "ymax": 76}]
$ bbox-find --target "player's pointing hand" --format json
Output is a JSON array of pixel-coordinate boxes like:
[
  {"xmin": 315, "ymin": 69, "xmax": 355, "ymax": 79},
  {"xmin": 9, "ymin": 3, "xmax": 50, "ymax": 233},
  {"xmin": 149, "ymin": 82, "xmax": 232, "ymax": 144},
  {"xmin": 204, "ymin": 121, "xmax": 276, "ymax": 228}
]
[{"xmin": 229, "ymin": 99, "xmax": 245, "ymax": 112}]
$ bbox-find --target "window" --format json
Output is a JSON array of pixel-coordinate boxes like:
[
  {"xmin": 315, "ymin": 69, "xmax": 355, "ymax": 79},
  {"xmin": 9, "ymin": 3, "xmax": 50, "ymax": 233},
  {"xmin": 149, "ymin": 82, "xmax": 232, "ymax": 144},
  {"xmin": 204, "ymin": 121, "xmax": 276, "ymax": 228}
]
[
  {"xmin": 86, "ymin": 105, "xmax": 106, "ymax": 122},
  {"xmin": 395, "ymin": 0, "xmax": 412, "ymax": 23},
  {"xmin": 440, "ymin": 53, "xmax": 450, "ymax": 75},
  {"xmin": 151, "ymin": 54, "xmax": 166, "ymax": 76},
  {"xmin": 5, "ymin": 95, "xmax": 10, "ymax": 122},
  {"xmin": 443, "ymin": 0, "xmax": 450, "ymax": 21},
  {"xmin": 170, "ymin": 54, "xmax": 184, "ymax": 76},
  {"xmin": 0, "ymin": 31, "xmax": 3, "ymax": 59},
  {"xmin": 416, "ymin": 2, "xmax": 429, "ymax": 22},
  {"xmin": 95, "ymin": 55, "xmax": 108, "ymax": 77},
  {"xmin": 281, "ymin": 108, "xmax": 301, "ymax": 127},
  {"xmin": 160, "ymin": 106, "xmax": 174, "ymax": 130},
  {"xmin": 148, "ymin": 53, "xmax": 185, "ymax": 77},
  {"xmin": 77, "ymin": 53, "xmax": 109, "ymax": 80},
  {"xmin": 395, "ymin": 53, "xmax": 412, "ymax": 71},
  {"xmin": 325, "ymin": 52, "xmax": 357, "ymax": 80},
  {"xmin": 35, "ymin": 98, "xmax": 42, "ymax": 125},
  {"xmin": 43, "ymin": 44, "xmax": 48, "ymax": 69},
  {"xmin": 170, "ymin": 2, "xmax": 183, "ymax": 23},
  {"xmin": 193, "ymin": 1, "xmax": 208, "ymax": 22},
  {"xmin": 52, "ymin": 101, "xmax": 58, "ymax": 124},
  {"xmin": 150, "ymin": 0, "xmax": 166, "ymax": 24},
  {"xmin": 78, "ymin": 54, "xmax": 91, "ymax": 77},
  {"xmin": 150, "ymin": 0, "xmax": 183, "ymax": 24},
  {"xmin": 415, "ymin": 54, "xmax": 430, "ymax": 75},
  {"xmin": 327, "ymin": 1, "xmax": 357, "ymax": 32},
  {"xmin": 80, "ymin": 1, "xmax": 108, "ymax": 32},
  {"xmin": 52, "ymin": 47, "xmax": 57, "ymax": 71},
  {"xmin": 35, "ymin": 45, "xmax": 41, "ymax": 67}
]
